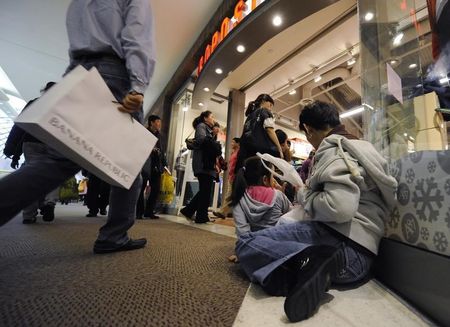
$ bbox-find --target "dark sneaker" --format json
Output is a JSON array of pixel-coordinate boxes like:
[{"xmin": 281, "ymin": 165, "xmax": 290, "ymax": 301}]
[
  {"xmin": 195, "ymin": 217, "xmax": 215, "ymax": 224},
  {"xmin": 86, "ymin": 212, "xmax": 97, "ymax": 217},
  {"xmin": 212, "ymin": 211, "xmax": 226, "ymax": 219},
  {"xmin": 180, "ymin": 207, "xmax": 194, "ymax": 221},
  {"xmin": 99, "ymin": 209, "xmax": 107, "ymax": 216},
  {"xmin": 149, "ymin": 215, "xmax": 160, "ymax": 219},
  {"xmin": 93, "ymin": 238, "xmax": 147, "ymax": 254},
  {"xmin": 22, "ymin": 217, "xmax": 37, "ymax": 224},
  {"xmin": 41, "ymin": 205, "xmax": 55, "ymax": 222},
  {"xmin": 284, "ymin": 244, "xmax": 345, "ymax": 323}
]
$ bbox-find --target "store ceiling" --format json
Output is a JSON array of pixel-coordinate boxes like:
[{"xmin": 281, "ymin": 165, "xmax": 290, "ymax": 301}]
[{"xmin": 0, "ymin": 0, "xmax": 223, "ymax": 112}]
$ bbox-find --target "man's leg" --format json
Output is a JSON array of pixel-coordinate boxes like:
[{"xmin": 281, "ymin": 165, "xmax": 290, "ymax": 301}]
[
  {"xmin": 95, "ymin": 173, "xmax": 142, "ymax": 246},
  {"xmin": 235, "ymin": 222, "xmax": 343, "ymax": 295},
  {"xmin": 144, "ymin": 172, "xmax": 161, "ymax": 217},
  {"xmin": 98, "ymin": 181, "xmax": 110, "ymax": 215},
  {"xmin": 86, "ymin": 174, "xmax": 101, "ymax": 217},
  {"xmin": 0, "ymin": 146, "xmax": 79, "ymax": 225},
  {"xmin": 136, "ymin": 174, "xmax": 149, "ymax": 218}
]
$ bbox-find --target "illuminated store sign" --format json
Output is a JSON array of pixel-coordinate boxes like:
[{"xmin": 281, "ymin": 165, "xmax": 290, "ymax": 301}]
[{"xmin": 197, "ymin": 0, "xmax": 266, "ymax": 76}]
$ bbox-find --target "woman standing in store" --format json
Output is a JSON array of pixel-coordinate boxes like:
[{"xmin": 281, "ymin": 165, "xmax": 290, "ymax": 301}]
[
  {"xmin": 236, "ymin": 94, "xmax": 284, "ymax": 172},
  {"xmin": 180, "ymin": 110, "xmax": 221, "ymax": 223}
]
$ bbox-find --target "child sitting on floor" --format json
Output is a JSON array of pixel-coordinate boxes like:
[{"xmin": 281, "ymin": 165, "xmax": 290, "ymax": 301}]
[{"xmin": 228, "ymin": 156, "xmax": 292, "ymax": 262}]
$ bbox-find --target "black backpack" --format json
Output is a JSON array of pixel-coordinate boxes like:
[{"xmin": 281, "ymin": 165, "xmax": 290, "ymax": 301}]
[{"xmin": 241, "ymin": 108, "xmax": 278, "ymax": 156}]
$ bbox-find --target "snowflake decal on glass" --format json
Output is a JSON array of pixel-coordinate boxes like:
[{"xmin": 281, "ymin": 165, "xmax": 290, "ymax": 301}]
[
  {"xmin": 388, "ymin": 207, "xmax": 400, "ymax": 229},
  {"xmin": 420, "ymin": 227, "xmax": 429, "ymax": 241},
  {"xmin": 388, "ymin": 160, "xmax": 401, "ymax": 181},
  {"xmin": 445, "ymin": 179, "xmax": 450, "ymax": 196},
  {"xmin": 401, "ymin": 213, "xmax": 419, "ymax": 243},
  {"xmin": 433, "ymin": 232, "xmax": 448, "ymax": 253},
  {"xmin": 412, "ymin": 178, "xmax": 444, "ymax": 222},
  {"xmin": 427, "ymin": 161, "xmax": 437, "ymax": 174},
  {"xmin": 446, "ymin": 211, "xmax": 450, "ymax": 229},
  {"xmin": 409, "ymin": 151, "xmax": 423, "ymax": 163},
  {"xmin": 405, "ymin": 168, "xmax": 415, "ymax": 184}
]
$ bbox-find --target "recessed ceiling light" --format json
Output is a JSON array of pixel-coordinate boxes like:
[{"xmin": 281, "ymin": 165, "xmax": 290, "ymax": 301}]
[
  {"xmin": 289, "ymin": 90, "xmax": 296, "ymax": 95},
  {"xmin": 236, "ymin": 45, "xmax": 246, "ymax": 53},
  {"xmin": 203, "ymin": 87, "xmax": 210, "ymax": 92},
  {"xmin": 272, "ymin": 15, "xmax": 282, "ymax": 26},
  {"xmin": 364, "ymin": 12, "xmax": 374, "ymax": 21},
  {"xmin": 215, "ymin": 68, "xmax": 223, "ymax": 74},
  {"xmin": 314, "ymin": 75, "xmax": 322, "ymax": 83},
  {"xmin": 347, "ymin": 58, "xmax": 356, "ymax": 66},
  {"xmin": 408, "ymin": 63, "xmax": 417, "ymax": 69},
  {"xmin": 182, "ymin": 106, "xmax": 189, "ymax": 112},
  {"xmin": 390, "ymin": 59, "xmax": 398, "ymax": 65},
  {"xmin": 198, "ymin": 102, "xmax": 204, "ymax": 107},
  {"xmin": 393, "ymin": 32, "xmax": 404, "ymax": 46}
]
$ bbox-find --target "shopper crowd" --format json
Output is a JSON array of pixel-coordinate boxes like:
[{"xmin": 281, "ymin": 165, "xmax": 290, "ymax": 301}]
[{"xmin": 0, "ymin": 0, "xmax": 398, "ymax": 323}]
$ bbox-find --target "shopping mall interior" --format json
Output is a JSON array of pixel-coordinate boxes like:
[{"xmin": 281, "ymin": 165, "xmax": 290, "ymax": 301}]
[{"xmin": 0, "ymin": 0, "xmax": 449, "ymax": 326}]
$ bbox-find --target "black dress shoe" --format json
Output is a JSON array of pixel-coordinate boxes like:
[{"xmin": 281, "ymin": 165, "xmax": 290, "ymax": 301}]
[
  {"xmin": 99, "ymin": 209, "xmax": 107, "ymax": 216},
  {"xmin": 180, "ymin": 207, "xmax": 194, "ymax": 220},
  {"xmin": 212, "ymin": 211, "xmax": 226, "ymax": 219},
  {"xmin": 86, "ymin": 212, "xmax": 97, "ymax": 217},
  {"xmin": 283, "ymin": 245, "xmax": 345, "ymax": 322},
  {"xmin": 149, "ymin": 215, "xmax": 160, "ymax": 219},
  {"xmin": 41, "ymin": 205, "xmax": 55, "ymax": 222},
  {"xmin": 22, "ymin": 217, "xmax": 37, "ymax": 224},
  {"xmin": 93, "ymin": 238, "xmax": 147, "ymax": 254}
]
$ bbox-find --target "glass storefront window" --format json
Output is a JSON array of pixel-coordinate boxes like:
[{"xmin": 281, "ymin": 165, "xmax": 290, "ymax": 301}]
[{"xmin": 359, "ymin": 0, "xmax": 450, "ymax": 256}]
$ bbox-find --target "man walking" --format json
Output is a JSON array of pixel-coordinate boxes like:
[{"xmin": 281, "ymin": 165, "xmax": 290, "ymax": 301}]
[{"xmin": 0, "ymin": 0, "xmax": 156, "ymax": 254}]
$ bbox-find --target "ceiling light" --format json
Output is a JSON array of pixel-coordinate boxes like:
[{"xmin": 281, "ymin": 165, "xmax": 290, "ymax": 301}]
[
  {"xmin": 203, "ymin": 87, "xmax": 210, "ymax": 92},
  {"xmin": 272, "ymin": 15, "xmax": 282, "ymax": 26},
  {"xmin": 390, "ymin": 59, "xmax": 398, "ymax": 65},
  {"xmin": 340, "ymin": 106, "xmax": 364, "ymax": 118},
  {"xmin": 364, "ymin": 12, "xmax": 374, "ymax": 21},
  {"xmin": 236, "ymin": 45, "xmax": 246, "ymax": 53},
  {"xmin": 182, "ymin": 106, "xmax": 189, "ymax": 112},
  {"xmin": 289, "ymin": 90, "xmax": 296, "ymax": 95},
  {"xmin": 439, "ymin": 77, "xmax": 449, "ymax": 85},
  {"xmin": 347, "ymin": 58, "xmax": 356, "ymax": 66},
  {"xmin": 408, "ymin": 63, "xmax": 417, "ymax": 69},
  {"xmin": 215, "ymin": 68, "xmax": 223, "ymax": 74},
  {"xmin": 393, "ymin": 32, "xmax": 404, "ymax": 46},
  {"xmin": 403, "ymin": 133, "xmax": 408, "ymax": 137},
  {"xmin": 314, "ymin": 75, "xmax": 322, "ymax": 83},
  {"xmin": 198, "ymin": 102, "xmax": 204, "ymax": 107}
]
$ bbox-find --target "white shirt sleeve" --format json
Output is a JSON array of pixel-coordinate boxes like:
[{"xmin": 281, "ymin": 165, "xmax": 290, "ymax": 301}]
[{"xmin": 263, "ymin": 117, "xmax": 275, "ymax": 129}]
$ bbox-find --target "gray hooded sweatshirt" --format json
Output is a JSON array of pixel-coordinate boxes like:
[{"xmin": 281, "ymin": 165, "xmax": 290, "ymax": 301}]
[
  {"xmin": 234, "ymin": 189, "xmax": 291, "ymax": 236},
  {"xmin": 299, "ymin": 134, "xmax": 398, "ymax": 254}
]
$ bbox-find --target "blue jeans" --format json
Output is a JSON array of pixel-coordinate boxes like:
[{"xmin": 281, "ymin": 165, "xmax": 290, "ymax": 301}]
[
  {"xmin": 236, "ymin": 222, "xmax": 374, "ymax": 296},
  {"xmin": 0, "ymin": 56, "xmax": 143, "ymax": 246}
]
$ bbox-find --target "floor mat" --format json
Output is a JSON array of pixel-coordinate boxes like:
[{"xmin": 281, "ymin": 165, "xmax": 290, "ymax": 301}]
[{"xmin": 0, "ymin": 214, "xmax": 249, "ymax": 326}]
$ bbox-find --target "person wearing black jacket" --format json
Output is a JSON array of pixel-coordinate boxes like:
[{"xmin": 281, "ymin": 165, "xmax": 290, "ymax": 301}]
[
  {"xmin": 3, "ymin": 82, "xmax": 59, "ymax": 223},
  {"xmin": 136, "ymin": 115, "xmax": 167, "ymax": 219},
  {"xmin": 180, "ymin": 111, "xmax": 221, "ymax": 223}
]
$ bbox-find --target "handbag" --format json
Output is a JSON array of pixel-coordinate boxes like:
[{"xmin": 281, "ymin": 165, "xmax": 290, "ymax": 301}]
[
  {"xmin": 185, "ymin": 131, "xmax": 197, "ymax": 150},
  {"xmin": 15, "ymin": 66, "xmax": 157, "ymax": 189}
]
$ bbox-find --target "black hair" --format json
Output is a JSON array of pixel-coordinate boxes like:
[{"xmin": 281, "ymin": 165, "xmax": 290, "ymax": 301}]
[
  {"xmin": 213, "ymin": 122, "xmax": 220, "ymax": 128},
  {"xmin": 41, "ymin": 82, "xmax": 56, "ymax": 93},
  {"xmin": 245, "ymin": 93, "xmax": 274, "ymax": 116},
  {"xmin": 148, "ymin": 115, "xmax": 161, "ymax": 124},
  {"xmin": 299, "ymin": 100, "xmax": 340, "ymax": 132},
  {"xmin": 275, "ymin": 129, "xmax": 288, "ymax": 144},
  {"xmin": 232, "ymin": 137, "xmax": 240, "ymax": 143},
  {"xmin": 192, "ymin": 110, "xmax": 212, "ymax": 129},
  {"xmin": 231, "ymin": 156, "xmax": 273, "ymax": 206}
]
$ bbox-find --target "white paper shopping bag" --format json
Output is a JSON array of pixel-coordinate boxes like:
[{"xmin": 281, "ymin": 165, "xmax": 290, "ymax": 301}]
[{"xmin": 15, "ymin": 66, "xmax": 157, "ymax": 189}]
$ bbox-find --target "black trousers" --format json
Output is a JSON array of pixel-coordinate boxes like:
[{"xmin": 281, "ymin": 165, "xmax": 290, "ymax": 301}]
[
  {"xmin": 86, "ymin": 174, "xmax": 110, "ymax": 214},
  {"xmin": 183, "ymin": 174, "xmax": 214, "ymax": 223},
  {"xmin": 137, "ymin": 171, "xmax": 161, "ymax": 217}
]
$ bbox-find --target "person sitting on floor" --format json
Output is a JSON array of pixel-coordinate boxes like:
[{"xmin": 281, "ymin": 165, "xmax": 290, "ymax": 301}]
[{"xmin": 234, "ymin": 100, "xmax": 398, "ymax": 322}]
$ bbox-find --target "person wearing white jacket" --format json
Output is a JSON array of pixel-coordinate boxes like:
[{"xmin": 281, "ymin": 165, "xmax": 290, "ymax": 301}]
[{"xmin": 235, "ymin": 101, "xmax": 398, "ymax": 323}]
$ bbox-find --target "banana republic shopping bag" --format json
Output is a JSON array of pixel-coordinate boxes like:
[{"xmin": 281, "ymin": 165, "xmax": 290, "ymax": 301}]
[{"xmin": 15, "ymin": 66, "xmax": 156, "ymax": 189}]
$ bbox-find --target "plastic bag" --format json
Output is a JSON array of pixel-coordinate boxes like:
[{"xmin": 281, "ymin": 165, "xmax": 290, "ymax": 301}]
[{"xmin": 159, "ymin": 171, "xmax": 174, "ymax": 204}]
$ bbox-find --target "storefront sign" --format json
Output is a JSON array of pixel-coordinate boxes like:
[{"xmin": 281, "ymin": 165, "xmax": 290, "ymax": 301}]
[{"xmin": 197, "ymin": 0, "xmax": 266, "ymax": 76}]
